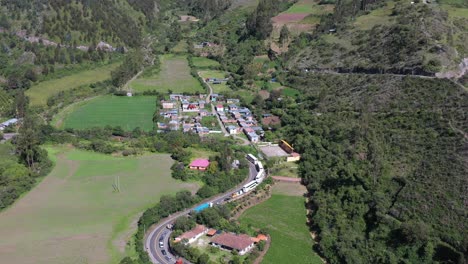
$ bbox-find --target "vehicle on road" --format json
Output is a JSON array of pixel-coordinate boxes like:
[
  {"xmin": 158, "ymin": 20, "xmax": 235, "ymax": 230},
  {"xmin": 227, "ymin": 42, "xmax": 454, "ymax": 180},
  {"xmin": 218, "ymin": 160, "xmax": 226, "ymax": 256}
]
[
  {"xmin": 159, "ymin": 241, "xmax": 164, "ymax": 248},
  {"xmin": 166, "ymin": 224, "xmax": 173, "ymax": 230},
  {"xmin": 192, "ymin": 202, "xmax": 213, "ymax": 214},
  {"xmin": 161, "ymin": 249, "xmax": 167, "ymax": 255}
]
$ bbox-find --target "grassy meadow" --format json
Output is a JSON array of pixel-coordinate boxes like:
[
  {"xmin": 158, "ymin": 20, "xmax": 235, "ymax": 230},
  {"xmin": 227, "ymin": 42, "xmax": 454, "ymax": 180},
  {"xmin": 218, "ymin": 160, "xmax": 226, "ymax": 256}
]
[
  {"xmin": 192, "ymin": 57, "xmax": 221, "ymax": 68},
  {"xmin": 239, "ymin": 185, "xmax": 322, "ymax": 264},
  {"xmin": 130, "ymin": 54, "xmax": 204, "ymax": 94},
  {"xmin": 57, "ymin": 96, "xmax": 156, "ymax": 131},
  {"xmin": 0, "ymin": 146, "xmax": 198, "ymax": 264},
  {"xmin": 26, "ymin": 62, "xmax": 120, "ymax": 106}
]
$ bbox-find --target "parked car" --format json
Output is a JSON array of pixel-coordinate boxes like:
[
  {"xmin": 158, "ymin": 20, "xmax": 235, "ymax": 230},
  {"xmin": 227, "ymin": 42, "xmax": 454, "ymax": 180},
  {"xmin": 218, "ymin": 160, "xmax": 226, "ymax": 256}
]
[{"xmin": 161, "ymin": 250, "xmax": 167, "ymax": 255}]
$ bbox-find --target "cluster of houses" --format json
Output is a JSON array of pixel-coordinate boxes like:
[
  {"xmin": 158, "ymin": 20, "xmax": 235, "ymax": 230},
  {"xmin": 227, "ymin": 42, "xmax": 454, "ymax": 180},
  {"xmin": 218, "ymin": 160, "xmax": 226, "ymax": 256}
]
[
  {"xmin": 158, "ymin": 94, "xmax": 215, "ymax": 133},
  {"xmin": 174, "ymin": 225, "xmax": 268, "ymax": 256},
  {"xmin": 215, "ymin": 99, "xmax": 263, "ymax": 143}
]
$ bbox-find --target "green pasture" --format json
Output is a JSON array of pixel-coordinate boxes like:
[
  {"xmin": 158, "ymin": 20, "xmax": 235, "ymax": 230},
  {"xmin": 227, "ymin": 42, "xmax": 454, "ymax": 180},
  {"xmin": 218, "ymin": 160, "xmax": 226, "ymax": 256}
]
[
  {"xmin": 354, "ymin": 1, "xmax": 396, "ymax": 30},
  {"xmin": 239, "ymin": 193, "xmax": 322, "ymax": 264},
  {"xmin": 130, "ymin": 54, "xmax": 204, "ymax": 94},
  {"xmin": 192, "ymin": 57, "xmax": 221, "ymax": 68},
  {"xmin": 0, "ymin": 146, "xmax": 198, "ymax": 264},
  {"xmin": 58, "ymin": 96, "xmax": 156, "ymax": 131},
  {"xmin": 26, "ymin": 62, "xmax": 120, "ymax": 106}
]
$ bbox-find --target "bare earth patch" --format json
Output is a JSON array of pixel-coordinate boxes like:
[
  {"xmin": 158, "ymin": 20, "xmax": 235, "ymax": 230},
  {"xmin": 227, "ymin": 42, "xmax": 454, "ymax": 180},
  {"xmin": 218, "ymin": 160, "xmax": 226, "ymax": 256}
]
[{"xmin": 272, "ymin": 181, "xmax": 307, "ymax": 197}]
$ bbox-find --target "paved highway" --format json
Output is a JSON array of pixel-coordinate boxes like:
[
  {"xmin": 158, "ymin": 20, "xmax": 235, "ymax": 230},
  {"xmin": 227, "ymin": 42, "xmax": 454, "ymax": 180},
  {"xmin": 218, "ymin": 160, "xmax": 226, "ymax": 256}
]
[{"xmin": 145, "ymin": 160, "xmax": 259, "ymax": 264}]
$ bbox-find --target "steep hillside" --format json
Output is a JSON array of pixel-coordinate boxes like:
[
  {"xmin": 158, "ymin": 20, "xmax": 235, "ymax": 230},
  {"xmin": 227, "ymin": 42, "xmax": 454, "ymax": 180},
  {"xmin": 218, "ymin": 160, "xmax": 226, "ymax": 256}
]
[
  {"xmin": 286, "ymin": 0, "xmax": 468, "ymax": 77},
  {"xmin": 0, "ymin": 0, "xmax": 146, "ymax": 47}
]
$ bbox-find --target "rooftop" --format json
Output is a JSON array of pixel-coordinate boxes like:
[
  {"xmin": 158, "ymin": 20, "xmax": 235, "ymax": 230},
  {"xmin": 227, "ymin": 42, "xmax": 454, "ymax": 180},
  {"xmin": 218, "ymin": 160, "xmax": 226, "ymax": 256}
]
[
  {"xmin": 211, "ymin": 233, "xmax": 253, "ymax": 251},
  {"xmin": 175, "ymin": 225, "xmax": 207, "ymax": 242},
  {"xmin": 190, "ymin": 159, "xmax": 210, "ymax": 168}
]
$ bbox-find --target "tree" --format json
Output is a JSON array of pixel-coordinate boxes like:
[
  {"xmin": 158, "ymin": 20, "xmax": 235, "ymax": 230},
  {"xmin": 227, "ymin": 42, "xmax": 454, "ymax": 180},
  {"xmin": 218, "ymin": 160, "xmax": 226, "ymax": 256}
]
[
  {"xmin": 174, "ymin": 216, "xmax": 196, "ymax": 232},
  {"xmin": 15, "ymin": 114, "xmax": 41, "ymax": 170},
  {"xmin": 197, "ymin": 253, "xmax": 210, "ymax": 264},
  {"xmin": 279, "ymin": 24, "xmax": 290, "ymax": 46}
]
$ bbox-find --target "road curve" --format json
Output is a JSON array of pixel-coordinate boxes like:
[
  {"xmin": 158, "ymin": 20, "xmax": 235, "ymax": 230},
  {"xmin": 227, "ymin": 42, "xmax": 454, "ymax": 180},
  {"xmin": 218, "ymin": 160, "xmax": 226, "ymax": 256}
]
[{"xmin": 145, "ymin": 161, "xmax": 259, "ymax": 264}]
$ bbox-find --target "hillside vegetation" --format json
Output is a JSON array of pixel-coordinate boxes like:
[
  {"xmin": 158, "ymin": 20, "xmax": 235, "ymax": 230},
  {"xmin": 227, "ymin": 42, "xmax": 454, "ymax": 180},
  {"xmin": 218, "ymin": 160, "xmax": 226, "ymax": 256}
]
[
  {"xmin": 277, "ymin": 73, "xmax": 468, "ymax": 263},
  {"xmin": 287, "ymin": 0, "xmax": 468, "ymax": 76}
]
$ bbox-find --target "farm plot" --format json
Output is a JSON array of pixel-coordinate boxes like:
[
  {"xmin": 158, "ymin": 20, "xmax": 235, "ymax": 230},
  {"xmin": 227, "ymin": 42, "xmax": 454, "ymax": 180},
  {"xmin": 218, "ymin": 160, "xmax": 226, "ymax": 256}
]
[
  {"xmin": 58, "ymin": 96, "xmax": 156, "ymax": 131},
  {"xmin": 239, "ymin": 184, "xmax": 322, "ymax": 264},
  {"xmin": 198, "ymin": 70, "xmax": 232, "ymax": 93},
  {"xmin": 271, "ymin": 0, "xmax": 334, "ymax": 36},
  {"xmin": 130, "ymin": 54, "xmax": 204, "ymax": 94},
  {"xmin": 26, "ymin": 62, "xmax": 120, "ymax": 106},
  {"xmin": 0, "ymin": 146, "xmax": 198, "ymax": 264}
]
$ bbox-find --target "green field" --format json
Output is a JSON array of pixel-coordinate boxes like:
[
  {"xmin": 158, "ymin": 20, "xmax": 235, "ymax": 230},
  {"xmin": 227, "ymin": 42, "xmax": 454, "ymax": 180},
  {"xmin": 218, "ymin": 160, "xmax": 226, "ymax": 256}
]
[
  {"xmin": 281, "ymin": 87, "xmax": 300, "ymax": 98},
  {"xmin": 198, "ymin": 70, "xmax": 232, "ymax": 93},
  {"xmin": 130, "ymin": 54, "xmax": 204, "ymax": 94},
  {"xmin": 0, "ymin": 146, "xmax": 198, "ymax": 264},
  {"xmin": 57, "ymin": 96, "xmax": 156, "ymax": 131},
  {"xmin": 26, "ymin": 63, "xmax": 120, "ymax": 106},
  {"xmin": 192, "ymin": 57, "xmax": 221, "ymax": 68},
  {"xmin": 240, "ymin": 190, "xmax": 322, "ymax": 264}
]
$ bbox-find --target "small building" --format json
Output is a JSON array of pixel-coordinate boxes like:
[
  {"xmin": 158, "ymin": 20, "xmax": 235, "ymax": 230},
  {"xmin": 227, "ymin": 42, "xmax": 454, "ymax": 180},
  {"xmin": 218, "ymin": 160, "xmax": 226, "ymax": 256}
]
[
  {"xmin": 227, "ymin": 125, "xmax": 238, "ymax": 135},
  {"xmin": 199, "ymin": 110, "xmax": 210, "ymax": 117},
  {"xmin": 226, "ymin": 98, "xmax": 240, "ymax": 104},
  {"xmin": 126, "ymin": 92, "xmax": 133, "ymax": 97},
  {"xmin": 210, "ymin": 94, "xmax": 219, "ymax": 102},
  {"xmin": 170, "ymin": 94, "xmax": 184, "ymax": 101},
  {"xmin": 229, "ymin": 104, "xmax": 238, "ymax": 111},
  {"xmin": 175, "ymin": 225, "xmax": 208, "ymax": 244},
  {"xmin": 189, "ymin": 159, "xmax": 210, "ymax": 171},
  {"xmin": 247, "ymin": 132, "xmax": 260, "ymax": 143},
  {"xmin": 157, "ymin": 122, "xmax": 168, "ymax": 129},
  {"xmin": 216, "ymin": 104, "xmax": 224, "ymax": 112},
  {"xmin": 0, "ymin": 118, "xmax": 19, "ymax": 131},
  {"xmin": 161, "ymin": 100, "xmax": 176, "ymax": 109},
  {"xmin": 286, "ymin": 152, "xmax": 301, "ymax": 162},
  {"xmin": 169, "ymin": 120, "xmax": 179, "ymax": 131},
  {"xmin": 211, "ymin": 233, "xmax": 255, "ymax": 256},
  {"xmin": 207, "ymin": 229, "xmax": 217, "ymax": 237}
]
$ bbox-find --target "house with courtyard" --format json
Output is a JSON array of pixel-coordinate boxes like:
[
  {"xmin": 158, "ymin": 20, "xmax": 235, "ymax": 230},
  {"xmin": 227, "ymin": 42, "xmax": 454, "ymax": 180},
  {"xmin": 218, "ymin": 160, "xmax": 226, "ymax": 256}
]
[{"xmin": 210, "ymin": 233, "xmax": 255, "ymax": 256}]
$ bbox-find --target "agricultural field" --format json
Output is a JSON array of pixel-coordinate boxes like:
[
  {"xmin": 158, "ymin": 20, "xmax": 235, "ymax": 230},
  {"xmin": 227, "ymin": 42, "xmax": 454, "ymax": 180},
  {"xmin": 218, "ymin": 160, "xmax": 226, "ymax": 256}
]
[
  {"xmin": 239, "ymin": 184, "xmax": 322, "ymax": 264},
  {"xmin": 26, "ymin": 62, "xmax": 120, "ymax": 106},
  {"xmin": 56, "ymin": 96, "xmax": 156, "ymax": 131},
  {"xmin": 192, "ymin": 57, "xmax": 221, "ymax": 68},
  {"xmin": 0, "ymin": 146, "xmax": 198, "ymax": 264},
  {"xmin": 130, "ymin": 54, "xmax": 204, "ymax": 94},
  {"xmin": 271, "ymin": 0, "xmax": 334, "ymax": 37},
  {"xmin": 198, "ymin": 70, "xmax": 232, "ymax": 93}
]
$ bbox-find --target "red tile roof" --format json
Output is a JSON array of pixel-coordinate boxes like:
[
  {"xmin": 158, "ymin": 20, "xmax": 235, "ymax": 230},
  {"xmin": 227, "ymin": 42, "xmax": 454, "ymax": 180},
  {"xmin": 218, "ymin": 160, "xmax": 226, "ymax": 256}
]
[
  {"xmin": 211, "ymin": 233, "xmax": 253, "ymax": 251},
  {"xmin": 175, "ymin": 225, "xmax": 207, "ymax": 242},
  {"xmin": 207, "ymin": 229, "xmax": 217, "ymax": 236}
]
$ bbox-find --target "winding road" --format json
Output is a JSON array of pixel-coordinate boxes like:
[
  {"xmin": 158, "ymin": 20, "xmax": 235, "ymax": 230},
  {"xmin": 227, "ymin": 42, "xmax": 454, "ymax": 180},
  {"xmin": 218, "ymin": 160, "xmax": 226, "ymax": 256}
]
[{"xmin": 145, "ymin": 161, "xmax": 259, "ymax": 264}]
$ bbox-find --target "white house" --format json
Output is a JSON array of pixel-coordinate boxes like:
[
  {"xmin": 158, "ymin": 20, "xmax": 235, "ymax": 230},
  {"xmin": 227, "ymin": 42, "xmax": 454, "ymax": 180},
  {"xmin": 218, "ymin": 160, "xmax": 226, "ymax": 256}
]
[
  {"xmin": 175, "ymin": 225, "xmax": 208, "ymax": 244},
  {"xmin": 210, "ymin": 233, "xmax": 255, "ymax": 256}
]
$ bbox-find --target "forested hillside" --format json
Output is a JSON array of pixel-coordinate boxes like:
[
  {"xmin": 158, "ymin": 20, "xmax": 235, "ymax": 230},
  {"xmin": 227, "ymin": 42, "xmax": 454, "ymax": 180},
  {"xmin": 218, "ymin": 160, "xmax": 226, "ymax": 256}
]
[{"xmin": 277, "ymin": 72, "xmax": 468, "ymax": 263}]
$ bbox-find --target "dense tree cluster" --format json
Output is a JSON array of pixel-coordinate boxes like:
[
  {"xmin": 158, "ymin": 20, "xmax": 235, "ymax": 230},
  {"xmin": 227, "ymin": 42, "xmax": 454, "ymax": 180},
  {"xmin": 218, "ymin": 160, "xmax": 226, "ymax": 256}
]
[{"xmin": 275, "ymin": 73, "xmax": 468, "ymax": 263}]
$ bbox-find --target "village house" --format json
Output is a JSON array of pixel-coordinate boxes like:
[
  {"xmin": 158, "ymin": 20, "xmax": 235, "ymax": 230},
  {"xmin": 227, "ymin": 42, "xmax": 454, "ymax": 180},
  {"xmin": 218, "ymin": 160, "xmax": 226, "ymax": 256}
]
[
  {"xmin": 226, "ymin": 98, "xmax": 240, "ymax": 104},
  {"xmin": 216, "ymin": 104, "xmax": 224, "ymax": 112},
  {"xmin": 228, "ymin": 104, "xmax": 238, "ymax": 111},
  {"xmin": 169, "ymin": 120, "xmax": 179, "ymax": 131},
  {"xmin": 189, "ymin": 159, "xmax": 210, "ymax": 170},
  {"xmin": 0, "ymin": 118, "xmax": 18, "ymax": 131},
  {"xmin": 175, "ymin": 225, "xmax": 208, "ymax": 244},
  {"xmin": 227, "ymin": 125, "xmax": 238, "ymax": 135},
  {"xmin": 157, "ymin": 122, "xmax": 168, "ymax": 130},
  {"xmin": 210, "ymin": 94, "xmax": 219, "ymax": 102},
  {"xmin": 161, "ymin": 100, "xmax": 176, "ymax": 109},
  {"xmin": 247, "ymin": 132, "xmax": 260, "ymax": 143},
  {"xmin": 280, "ymin": 140, "xmax": 301, "ymax": 162},
  {"xmin": 210, "ymin": 233, "xmax": 255, "ymax": 256},
  {"xmin": 199, "ymin": 110, "xmax": 210, "ymax": 117},
  {"xmin": 170, "ymin": 94, "xmax": 184, "ymax": 101},
  {"xmin": 286, "ymin": 152, "xmax": 301, "ymax": 162}
]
